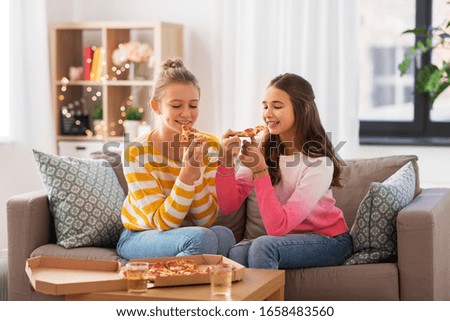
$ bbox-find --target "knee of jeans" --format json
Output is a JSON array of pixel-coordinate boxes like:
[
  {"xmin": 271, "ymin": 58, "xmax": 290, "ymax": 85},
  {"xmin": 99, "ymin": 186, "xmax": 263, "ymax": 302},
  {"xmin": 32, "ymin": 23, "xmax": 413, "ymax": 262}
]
[
  {"xmin": 229, "ymin": 241, "xmax": 252, "ymax": 266},
  {"xmin": 248, "ymin": 235, "xmax": 274, "ymax": 256},
  {"xmin": 184, "ymin": 227, "xmax": 218, "ymax": 254},
  {"xmin": 210, "ymin": 226, "xmax": 236, "ymax": 245}
]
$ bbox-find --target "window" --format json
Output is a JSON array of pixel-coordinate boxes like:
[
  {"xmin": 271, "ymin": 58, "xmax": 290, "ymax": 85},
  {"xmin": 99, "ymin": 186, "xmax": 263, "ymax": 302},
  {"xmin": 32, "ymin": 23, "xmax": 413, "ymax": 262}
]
[
  {"xmin": 0, "ymin": 0, "xmax": 10, "ymax": 140},
  {"xmin": 359, "ymin": 0, "xmax": 450, "ymax": 145}
]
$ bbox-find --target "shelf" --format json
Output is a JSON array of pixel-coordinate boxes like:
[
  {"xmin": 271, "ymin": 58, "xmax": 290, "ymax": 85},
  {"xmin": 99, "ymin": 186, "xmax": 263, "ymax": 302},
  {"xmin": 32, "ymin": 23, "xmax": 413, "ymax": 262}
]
[
  {"xmin": 56, "ymin": 80, "xmax": 154, "ymax": 86},
  {"xmin": 50, "ymin": 21, "xmax": 183, "ymax": 155},
  {"xmin": 57, "ymin": 135, "xmax": 125, "ymax": 142}
]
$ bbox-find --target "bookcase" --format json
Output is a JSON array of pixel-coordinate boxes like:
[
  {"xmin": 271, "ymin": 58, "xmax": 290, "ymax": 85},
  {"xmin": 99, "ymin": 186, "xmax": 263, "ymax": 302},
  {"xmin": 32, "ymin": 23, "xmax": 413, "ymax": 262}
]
[{"xmin": 50, "ymin": 22, "xmax": 183, "ymax": 155}]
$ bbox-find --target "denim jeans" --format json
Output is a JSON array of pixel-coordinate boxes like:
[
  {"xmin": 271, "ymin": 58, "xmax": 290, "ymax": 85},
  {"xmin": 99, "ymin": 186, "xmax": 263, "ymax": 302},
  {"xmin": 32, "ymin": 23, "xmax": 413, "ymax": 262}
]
[
  {"xmin": 116, "ymin": 225, "xmax": 236, "ymax": 260},
  {"xmin": 229, "ymin": 232, "xmax": 353, "ymax": 269}
]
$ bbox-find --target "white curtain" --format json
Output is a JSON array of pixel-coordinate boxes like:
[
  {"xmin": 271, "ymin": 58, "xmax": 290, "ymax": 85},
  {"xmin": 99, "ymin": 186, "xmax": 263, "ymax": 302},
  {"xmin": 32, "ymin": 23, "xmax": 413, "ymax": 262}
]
[
  {"xmin": 0, "ymin": 0, "xmax": 54, "ymax": 249},
  {"xmin": 10, "ymin": 0, "xmax": 54, "ymax": 149},
  {"xmin": 214, "ymin": 0, "xmax": 360, "ymax": 157}
]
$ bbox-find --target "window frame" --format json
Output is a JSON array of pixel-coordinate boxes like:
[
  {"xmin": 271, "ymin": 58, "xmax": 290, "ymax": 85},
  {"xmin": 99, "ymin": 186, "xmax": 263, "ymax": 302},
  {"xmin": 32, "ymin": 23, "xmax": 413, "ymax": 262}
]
[{"xmin": 359, "ymin": 0, "xmax": 450, "ymax": 146}]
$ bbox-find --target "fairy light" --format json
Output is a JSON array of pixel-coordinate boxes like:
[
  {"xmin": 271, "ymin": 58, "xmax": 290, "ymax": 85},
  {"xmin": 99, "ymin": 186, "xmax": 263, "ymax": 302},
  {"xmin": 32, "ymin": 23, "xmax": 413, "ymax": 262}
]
[
  {"xmin": 92, "ymin": 96, "xmax": 97, "ymax": 101},
  {"xmin": 58, "ymin": 95, "xmax": 65, "ymax": 101},
  {"xmin": 110, "ymin": 131, "xmax": 116, "ymax": 136},
  {"xmin": 61, "ymin": 77, "xmax": 69, "ymax": 84},
  {"xmin": 86, "ymin": 87, "xmax": 92, "ymax": 93},
  {"xmin": 120, "ymin": 106, "xmax": 126, "ymax": 112},
  {"xmin": 75, "ymin": 120, "xmax": 81, "ymax": 126},
  {"xmin": 61, "ymin": 86, "xmax": 67, "ymax": 92},
  {"xmin": 118, "ymin": 119, "xmax": 123, "ymax": 125},
  {"xmin": 96, "ymin": 91, "xmax": 101, "ymax": 97},
  {"xmin": 121, "ymin": 112, "xmax": 126, "ymax": 117},
  {"xmin": 65, "ymin": 113, "xmax": 71, "ymax": 118}
]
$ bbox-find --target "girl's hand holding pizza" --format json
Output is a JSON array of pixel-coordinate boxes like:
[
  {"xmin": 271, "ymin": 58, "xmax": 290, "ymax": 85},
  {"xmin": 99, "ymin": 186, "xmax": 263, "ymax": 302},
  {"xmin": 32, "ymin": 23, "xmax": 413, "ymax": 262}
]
[
  {"xmin": 179, "ymin": 139, "xmax": 208, "ymax": 185},
  {"xmin": 240, "ymin": 136, "xmax": 268, "ymax": 175},
  {"xmin": 219, "ymin": 129, "xmax": 242, "ymax": 167}
]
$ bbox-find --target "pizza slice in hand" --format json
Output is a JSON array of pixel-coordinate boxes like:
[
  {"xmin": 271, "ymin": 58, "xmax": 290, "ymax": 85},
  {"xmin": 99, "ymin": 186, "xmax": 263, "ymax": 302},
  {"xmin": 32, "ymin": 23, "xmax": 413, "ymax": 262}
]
[
  {"xmin": 234, "ymin": 125, "xmax": 266, "ymax": 137},
  {"xmin": 180, "ymin": 125, "xmax": 208, "ymax": 145}
]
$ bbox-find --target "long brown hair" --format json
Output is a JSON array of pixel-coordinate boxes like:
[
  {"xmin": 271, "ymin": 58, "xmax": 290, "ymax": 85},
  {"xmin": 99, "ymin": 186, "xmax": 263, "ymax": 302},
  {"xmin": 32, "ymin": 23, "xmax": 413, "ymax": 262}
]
[{"xmin": 263, "ymin": 73, "xmax": 343, "ymax": 187}]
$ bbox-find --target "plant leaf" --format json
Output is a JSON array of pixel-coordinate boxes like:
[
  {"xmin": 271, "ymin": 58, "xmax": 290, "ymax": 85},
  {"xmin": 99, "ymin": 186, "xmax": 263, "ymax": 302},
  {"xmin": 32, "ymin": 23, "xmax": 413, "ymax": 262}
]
[
  {"xmin": 398, "ymin": 54, "xmax": 412, "ymax": 76},
  {"xmin": 416, "ymin": 64, "xmax": 442, "ymax": 93},
  {"xmin": 429, "ymin": 81, "xmax": 450, "ymax": 107},
  {"xmin": 402, "ymin": 26, "xmax": 428, "ymax": 36}
]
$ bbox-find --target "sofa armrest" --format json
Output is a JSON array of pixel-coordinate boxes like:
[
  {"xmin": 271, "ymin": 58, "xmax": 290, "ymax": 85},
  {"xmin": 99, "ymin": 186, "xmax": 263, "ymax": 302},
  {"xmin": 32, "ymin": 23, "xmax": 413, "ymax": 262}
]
[
  {"xmin": 7, "ymin": 190, "xmax": 51, "ymax": 300},
  {"xmin": 397, "ymin": 188, "xmax": 450, "ymax": 300}
]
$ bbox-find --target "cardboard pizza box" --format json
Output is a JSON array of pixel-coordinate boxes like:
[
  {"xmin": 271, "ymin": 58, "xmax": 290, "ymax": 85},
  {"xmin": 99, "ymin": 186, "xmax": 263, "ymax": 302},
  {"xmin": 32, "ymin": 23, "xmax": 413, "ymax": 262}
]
[
  {"xmin": 130, "ymin": 254, "xmax": 245, "ymax": 288},
  {"xmin": 26, "ymin": 256, "xmax": 126, "ymax": 295}
]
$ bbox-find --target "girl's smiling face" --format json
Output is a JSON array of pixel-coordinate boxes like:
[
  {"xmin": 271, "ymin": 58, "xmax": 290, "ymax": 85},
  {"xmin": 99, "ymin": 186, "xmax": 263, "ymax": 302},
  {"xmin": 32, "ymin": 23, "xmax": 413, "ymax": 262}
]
[
  {"xmin": 262, "ymin": 86, "xmax": 296, "ymax": 143},
  {"xmin": 152, "ymin": 82, "xmax": 200, "ymax": 136}
]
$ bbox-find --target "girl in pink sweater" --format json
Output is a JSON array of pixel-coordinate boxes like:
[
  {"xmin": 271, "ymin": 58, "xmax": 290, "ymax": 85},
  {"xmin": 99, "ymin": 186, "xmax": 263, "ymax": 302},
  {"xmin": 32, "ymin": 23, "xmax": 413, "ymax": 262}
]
[{"xmin": 216, "ymin": 73, "xmax": 352, "ymax": 269}]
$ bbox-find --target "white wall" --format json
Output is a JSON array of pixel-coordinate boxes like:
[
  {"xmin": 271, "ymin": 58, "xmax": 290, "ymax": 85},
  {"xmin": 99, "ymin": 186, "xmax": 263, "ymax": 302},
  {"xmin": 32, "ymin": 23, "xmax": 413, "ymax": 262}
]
[{"xmin": 1, "ymin": 0, "xmax": 449, "ymax": 251}]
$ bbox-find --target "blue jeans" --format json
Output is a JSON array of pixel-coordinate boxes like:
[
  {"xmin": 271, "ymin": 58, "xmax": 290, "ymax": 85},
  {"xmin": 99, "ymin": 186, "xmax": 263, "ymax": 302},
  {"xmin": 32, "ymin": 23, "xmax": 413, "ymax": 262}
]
[
  {"xmin": 117, "ymin": 226, "xmax": 236, "ymax": 260},
  {"xmin": 229, "ymin": 232, "xmax": 353, "ymax": 269}
]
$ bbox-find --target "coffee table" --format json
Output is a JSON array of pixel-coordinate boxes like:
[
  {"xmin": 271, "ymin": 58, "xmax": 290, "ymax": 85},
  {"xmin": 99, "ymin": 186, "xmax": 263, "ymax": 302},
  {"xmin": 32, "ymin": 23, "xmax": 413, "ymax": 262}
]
[{"xmin": 66, "ymin": 268, "xmax": 285, "ymax": 301}]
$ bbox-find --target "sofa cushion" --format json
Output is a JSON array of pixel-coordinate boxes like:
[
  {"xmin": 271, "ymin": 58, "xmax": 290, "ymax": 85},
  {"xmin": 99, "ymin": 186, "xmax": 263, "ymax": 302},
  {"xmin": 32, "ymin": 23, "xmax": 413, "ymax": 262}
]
[
  {"xmin": 90, "ymin": 150, "xmax": 128, "ymax": 194},
  {"xmin": 285, "ymin": 263, "xmax": 399, "ymax": 300},
  {"xmin": 332, "ymin": 155, "xmax": 420, "ymax": 228},
  {"xmin": 243, "ymin": 190, "xmax": 267, "ymax": 239},
  {"xmin": 344, "ymin": 162, "xmax": 416, "ymax": 265},
  {"xmin": 213, "ymin": 205, "xmax": 247, "ymax": 242},
  {"xmin": 33, "ymin": 150, "xmax": 125, "ymax": 249}
]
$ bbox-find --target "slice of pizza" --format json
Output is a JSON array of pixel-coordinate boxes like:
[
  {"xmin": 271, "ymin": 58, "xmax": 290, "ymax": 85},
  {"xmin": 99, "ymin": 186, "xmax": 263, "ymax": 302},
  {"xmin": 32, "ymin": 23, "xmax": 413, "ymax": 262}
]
[
  {"xmin": 165, "ymin": 259, "xmax": 199, "ymax": 272},
  {"xmin": 146, "ymin": 262, "xmax": 177, "ymax": 282},
  {"xmin": 234, "ymin": 125, "xmax": 266, "ymax": 137},
  {"xmin": 180, "ymin": 125, "xmax": 208, "ymax": 145}
]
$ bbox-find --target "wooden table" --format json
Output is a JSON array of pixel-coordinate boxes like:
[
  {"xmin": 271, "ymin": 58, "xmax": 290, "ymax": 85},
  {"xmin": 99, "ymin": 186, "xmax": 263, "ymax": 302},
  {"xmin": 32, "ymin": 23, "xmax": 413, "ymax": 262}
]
[{"xmin": 66, "ymin": 268, "xmax": 285, "ymax": 301}]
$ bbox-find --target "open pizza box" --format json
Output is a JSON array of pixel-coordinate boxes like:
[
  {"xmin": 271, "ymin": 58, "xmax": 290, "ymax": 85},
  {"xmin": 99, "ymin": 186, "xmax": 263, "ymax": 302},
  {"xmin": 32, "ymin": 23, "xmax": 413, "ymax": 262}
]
[
  {"xmin": 130, "ymin": 254, "xmax": 245, "ymax": 288},
  {"xmin": 26, "ymin": 256, "xmax": 127, "ymax": 295}
]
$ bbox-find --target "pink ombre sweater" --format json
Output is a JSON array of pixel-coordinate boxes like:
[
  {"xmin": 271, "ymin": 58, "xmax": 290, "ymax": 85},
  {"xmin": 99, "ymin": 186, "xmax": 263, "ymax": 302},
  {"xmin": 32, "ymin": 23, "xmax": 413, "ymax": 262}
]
[{"xmin": 216, "ymin": 154, "xmax": 348, "ymax": 237}]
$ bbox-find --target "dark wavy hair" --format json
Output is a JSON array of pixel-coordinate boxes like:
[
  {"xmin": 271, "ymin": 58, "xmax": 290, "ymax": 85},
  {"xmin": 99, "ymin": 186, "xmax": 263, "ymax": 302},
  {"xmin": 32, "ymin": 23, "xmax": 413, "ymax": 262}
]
[{"xmin": 262, "ymin": 73, "xmax": 343, "ymax": 187}]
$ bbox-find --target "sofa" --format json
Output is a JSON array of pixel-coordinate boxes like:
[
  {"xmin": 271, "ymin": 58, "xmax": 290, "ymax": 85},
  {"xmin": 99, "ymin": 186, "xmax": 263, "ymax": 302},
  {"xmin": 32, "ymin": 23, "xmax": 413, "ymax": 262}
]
[{"xmin": 7, "ymin": 154, "xmax": 450, "ymax": 300}]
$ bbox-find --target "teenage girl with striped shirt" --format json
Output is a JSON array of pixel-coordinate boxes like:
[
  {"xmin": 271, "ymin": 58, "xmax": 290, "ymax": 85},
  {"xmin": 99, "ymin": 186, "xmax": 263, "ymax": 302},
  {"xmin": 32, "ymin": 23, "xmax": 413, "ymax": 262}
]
[{"xmin": 117, "ymin": 58, "xmax": 235, "ymax": 259}]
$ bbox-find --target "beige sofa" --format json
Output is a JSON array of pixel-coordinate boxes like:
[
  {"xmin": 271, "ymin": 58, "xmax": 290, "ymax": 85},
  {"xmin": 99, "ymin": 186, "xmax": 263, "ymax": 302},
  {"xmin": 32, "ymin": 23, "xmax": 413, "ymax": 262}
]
[{"xmin": 7, "ymin": 155, "xmax": 450, "ymax": 300}]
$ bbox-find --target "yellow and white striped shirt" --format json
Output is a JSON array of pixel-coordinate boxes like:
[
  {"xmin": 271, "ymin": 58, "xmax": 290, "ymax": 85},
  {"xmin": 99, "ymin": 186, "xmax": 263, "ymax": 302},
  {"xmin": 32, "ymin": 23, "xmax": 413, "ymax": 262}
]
[{"xmin": 121, "ymin": 130, "xmax": 219, "ymax": 231}]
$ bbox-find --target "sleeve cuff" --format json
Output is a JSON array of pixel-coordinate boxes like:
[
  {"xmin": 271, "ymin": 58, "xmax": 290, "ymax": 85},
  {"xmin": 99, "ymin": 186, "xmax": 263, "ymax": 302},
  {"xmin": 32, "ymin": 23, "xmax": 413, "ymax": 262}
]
[{"xmin": 217, "ymin": 164, "xmax": 236, "ymax": 176}]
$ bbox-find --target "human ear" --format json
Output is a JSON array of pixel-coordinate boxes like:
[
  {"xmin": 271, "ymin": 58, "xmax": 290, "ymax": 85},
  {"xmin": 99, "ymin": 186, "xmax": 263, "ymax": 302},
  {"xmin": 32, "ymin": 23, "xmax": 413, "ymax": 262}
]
[{"xmin": 150, "ymin": 99, "xmax": 160, "ymax": 115}]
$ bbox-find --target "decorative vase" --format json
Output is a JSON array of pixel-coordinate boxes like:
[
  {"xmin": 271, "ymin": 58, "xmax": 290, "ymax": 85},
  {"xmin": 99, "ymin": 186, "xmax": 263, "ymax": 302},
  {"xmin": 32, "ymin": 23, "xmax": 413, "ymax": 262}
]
[
  {"xmin": 129, "ymin": 62, "xmax": 151, "ymax": 80},
  {"xmin": 123, "ymin": 120, "xmax": 141, "ymax": 140},
  {"xmin": 92, "ymin": 119, "xmax": 104, "ymax": 137}
]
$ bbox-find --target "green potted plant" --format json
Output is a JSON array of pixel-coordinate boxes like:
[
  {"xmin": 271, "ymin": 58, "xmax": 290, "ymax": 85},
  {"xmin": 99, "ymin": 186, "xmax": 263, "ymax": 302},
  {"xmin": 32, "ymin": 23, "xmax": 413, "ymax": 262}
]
[
  {"xmin": 124, "ymin": 106, "xmax": 144, "ymax": 121},
  {"xmin": 398, "ymin": 20, "xmax": 450, "ymax": 107},
  {"xmin": 90, "ymin": 102, "xmax": 104, "ymax": 136},
  {"xmin": 123, "ymin": 106, "xmax": 144, "ymax": 140}
]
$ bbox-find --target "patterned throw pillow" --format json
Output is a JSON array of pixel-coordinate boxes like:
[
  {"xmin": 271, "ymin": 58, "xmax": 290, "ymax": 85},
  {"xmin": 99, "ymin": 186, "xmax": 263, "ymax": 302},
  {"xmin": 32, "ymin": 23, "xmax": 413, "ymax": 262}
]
[
  {"xmin": 344, "ymin": 161, "xmax": 416, "ymax": 265},
  {"xmin": 33, "ymin": 150, "xmax": 125, "ymax": 248}
]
